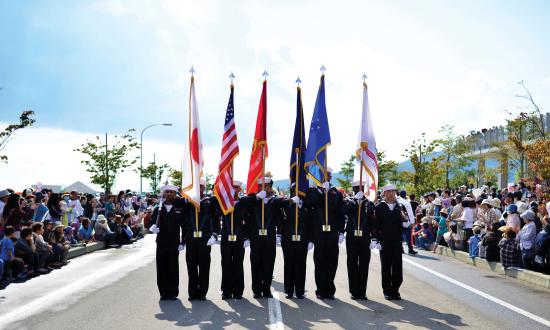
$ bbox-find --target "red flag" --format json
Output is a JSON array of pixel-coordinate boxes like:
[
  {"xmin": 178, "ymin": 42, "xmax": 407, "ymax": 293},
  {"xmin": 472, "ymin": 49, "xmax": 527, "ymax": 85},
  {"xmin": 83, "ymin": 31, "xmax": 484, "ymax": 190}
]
[{"xmin": 246, "ymin": 80, "xmax": 268, "ymax": 193}]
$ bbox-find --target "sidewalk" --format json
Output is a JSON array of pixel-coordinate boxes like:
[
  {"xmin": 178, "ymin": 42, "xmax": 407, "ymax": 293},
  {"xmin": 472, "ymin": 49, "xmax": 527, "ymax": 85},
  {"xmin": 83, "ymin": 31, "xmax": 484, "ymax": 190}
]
[{"xmin": 434, "ymin": 245, "xmax": 550, "ymax": 289}]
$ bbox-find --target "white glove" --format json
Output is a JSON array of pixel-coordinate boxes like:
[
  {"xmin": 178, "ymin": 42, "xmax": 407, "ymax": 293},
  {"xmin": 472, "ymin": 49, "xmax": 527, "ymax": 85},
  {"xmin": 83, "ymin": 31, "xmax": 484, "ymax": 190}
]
[
  {"xmin": 291, "ymin": 196, "xmax": 300, "ymax": 204},
  {"xmin": 207, "ymin": 235, "xmax": 217, "ymax": 246},
  {"xmin": 321, "ymin": 181, "xmax": 331, "ymax": 191},
  {"xmin": 370, "ymin": 239, "xmax": 381, "ymax": 250},
  {"xmin": 243, "ymin": 239, "xmax": 250, "ymax": 248},
  {"xmin": 308, "ymin": 242, "xmax": 314, "ymax": 251},
  {"xmin": 402, "ymin": 222, "xmax": 410, "ymax": 228},
  {"xmin": 276, "ymin": 234, "xmax": 282, "ymax": 246},
  {"xmin": 178, "ymin": 244, "xmax": 185, "ymax": 251},
  {"xmin": 149, "ymin": 224, "xmax": 160, "ymax": 234},
  {"xmin": 354, "ymin": 191, "xmax": 364, "ymax": 200},
  {"xmin": 256, "ymin": 191, "xmax": 267, "ymax": 200},
  {"xmin": 375, "ymin": 242, "xmax": 382, "ymax": 250},
  {"xmin": 338, "ymin": 233, "xmax": 345, "ymax": 244}
]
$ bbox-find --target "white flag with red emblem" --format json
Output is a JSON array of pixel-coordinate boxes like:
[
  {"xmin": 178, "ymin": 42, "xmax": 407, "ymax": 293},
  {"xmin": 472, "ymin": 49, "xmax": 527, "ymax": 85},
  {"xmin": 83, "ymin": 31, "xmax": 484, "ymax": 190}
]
[
  {"xmin": 354, "ymin": 81, "xmax": 378, "ymax": 201},
  {"xmin": 182, "ymin": 76, "xmax": 203, "ymax": 207}
]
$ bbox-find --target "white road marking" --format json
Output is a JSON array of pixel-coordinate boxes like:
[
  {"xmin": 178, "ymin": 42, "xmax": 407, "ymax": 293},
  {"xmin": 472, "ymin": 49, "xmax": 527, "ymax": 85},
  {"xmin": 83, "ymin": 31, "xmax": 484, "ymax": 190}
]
[
  {"xmin": 402, "ymin": 256, "xmax": 550, "ymax": 328},
  {"xmin": 268, "ymin": 292, "xmax": 284, "ymax": 330},
  {"xmin": 0, "ymin": 242, "xmax": 155, "ymax": 329}
]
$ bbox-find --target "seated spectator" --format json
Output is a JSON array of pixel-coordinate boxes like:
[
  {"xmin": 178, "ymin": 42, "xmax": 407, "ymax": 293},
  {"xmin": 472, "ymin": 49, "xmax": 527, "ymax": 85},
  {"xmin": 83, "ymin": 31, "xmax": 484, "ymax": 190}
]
[
  {"xmin": 49, "ymin": 223, "xmax": 70, "ymax": 267},
  {"xmin": 3, "ymin": 193, "xmax": 28, "ymax": 238},
  {"xmin": 94, "ymin": 215, "xmax": 116, "ymax": 247},
  {"xmin": 444, "ymin": 224, "xmax": 465, "ymax": 250},
  {"xmin": 128, "ymin": 210, "xmax": 144, "ymax": 238},
  {"xmin": 120, "ymin": 214, "xmax": 135, "ymax": 245},
  {"xmin": 64, "ymin": 227, "xmax": 82, "ymax": 247},
  {"xmin": 32, "ymin": 222, "xmax": 53, "ymax": 272},
  {"xmin": 468, "ymin": 226, "xmax": 482, "ymax": 257},
  {"xmin": 482, "ymin": 222, "xmax": 502, "ymax": 262},
  {"xmin": 0, "ymin": 226, "xmax": 26, "ymax": 280},
  {"xmin": 518, "ymin": 210, "xmax": 537, "ymax": 270},
  {"xmin": 535, "ymin": 223, "xmax": 550, "ymax": 274},
  {"xmin": 414, "ymin": 222, "xmax": 434, "ymax": 250},
  {"xmin": 499, "ymin": 228, "xmax": 521, "ymax": 269},
  {"xmin": 14, "ymin": 228, "xmax": 41, "ymax": 277},
  {"xmin": 77, "ymin": 217, "xmax": 95, "ymax": 244}
]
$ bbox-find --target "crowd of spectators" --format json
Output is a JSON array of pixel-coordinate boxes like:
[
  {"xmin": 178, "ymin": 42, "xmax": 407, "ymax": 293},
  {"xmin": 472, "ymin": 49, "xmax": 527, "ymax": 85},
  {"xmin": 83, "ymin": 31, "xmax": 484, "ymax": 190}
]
[
  {"xmin": 402, "ymin": 182, "xmax": 550, "ymax": 274},
  {"xmin": 0, "ymin": 188, "xmax": 156, "ymax": 288}
]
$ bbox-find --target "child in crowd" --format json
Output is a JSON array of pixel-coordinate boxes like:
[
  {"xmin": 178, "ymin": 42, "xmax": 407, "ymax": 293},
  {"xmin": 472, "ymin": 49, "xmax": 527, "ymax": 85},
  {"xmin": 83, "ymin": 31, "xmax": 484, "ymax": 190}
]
[
  {"xmin": 499, "ymin": 228, "xmax": 520, "ymax": 269},
  {"xmin": 468, "ymin": 226, "xmax": 482, "ymax": 257}
]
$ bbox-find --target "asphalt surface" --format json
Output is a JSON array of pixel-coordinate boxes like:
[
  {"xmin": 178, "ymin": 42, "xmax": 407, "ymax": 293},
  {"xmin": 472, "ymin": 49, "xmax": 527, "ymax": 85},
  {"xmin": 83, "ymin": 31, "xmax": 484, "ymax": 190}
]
[{"xmin": 1, "ymin": 234, "xmax": 549, "ymax": 330}]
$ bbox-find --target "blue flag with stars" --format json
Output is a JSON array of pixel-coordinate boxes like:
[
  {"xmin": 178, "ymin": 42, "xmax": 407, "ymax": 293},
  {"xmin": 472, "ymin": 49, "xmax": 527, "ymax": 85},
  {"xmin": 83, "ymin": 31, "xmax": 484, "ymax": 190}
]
[
  {"xmin": 304, "ymin": 75, "xmax": 331, "ymax": 186},
  {"xmin": 290, "ymin": 85, "xmax": 308, "ymax": 196}
]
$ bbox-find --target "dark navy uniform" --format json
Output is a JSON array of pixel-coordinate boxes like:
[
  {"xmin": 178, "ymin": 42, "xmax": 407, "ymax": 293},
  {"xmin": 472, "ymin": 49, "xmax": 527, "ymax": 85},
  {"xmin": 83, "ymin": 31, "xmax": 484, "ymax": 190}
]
[
  {"xmin": 182, "ymin": 196, "xmax": 219, "ymax": 300},
  {"xmin": 304, "ymin": 186, "xmax": 345, "ymax": 299},
  {"xmin": 342, "ymin": 197, "xmax": 375, "ymax": 299},
  {"xmin": 374, "ymin": 200, "xmax": 408, "ymax": 299},
  {"xmin": 154, "ymin": 198, "xmax": 186, "ymax": 299},
  {"xmin": 244, "ymin": 194, "xmax": 284, "ymax": 297},
  {"xmin": 278, "ymin": 197, "xmax": 311, "ymax": 298},
  {"xmin": 213, "ymin": 198, "xmax": 249, "ymax": 299}
]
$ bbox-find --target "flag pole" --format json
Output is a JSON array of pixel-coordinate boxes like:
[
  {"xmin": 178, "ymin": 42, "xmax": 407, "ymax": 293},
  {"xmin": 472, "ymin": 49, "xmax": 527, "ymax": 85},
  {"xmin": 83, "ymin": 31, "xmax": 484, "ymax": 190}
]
[
  {"xmin": 324, "ymin": 154, "xmax": 328, "ymax": 229},
  {"xmin": 261, "ymin": 70, "xmax": 268, "ymax": 233},
  {"xmin": 295, "ymin": 147, "xmax": 300, "ymax": 238},
  {"xmin": 229, "ymin": 73, "xmax": 235, "ymax": 238},
  {"xmin": 357, "ymin": 152, "xmax": 363, "ymax": 233}
]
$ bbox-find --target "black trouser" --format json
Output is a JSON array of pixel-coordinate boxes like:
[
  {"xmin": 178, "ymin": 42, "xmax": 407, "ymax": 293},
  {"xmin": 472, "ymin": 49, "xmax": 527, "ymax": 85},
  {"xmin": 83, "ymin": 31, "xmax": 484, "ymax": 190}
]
[
  {"xmin": 156, "ymin": 244, "xmax": 180, "ymax": 298},
  {"xmin": 281, "ymin": 238, "xmax": 308, "ymax": 297},
  {"xmin": 402, "ymin": 227, "xmax": 414, "ymax": 251},
  {"xmin": 250, "ymin": 235, "xmax": 276, "ymax": 296},
  {"xmin": 346, "ymin": 236, "xmax": 371, "ymax": 298},
  {"xmin": 380, "ymin": 241, "xmax": 403, "ymax": 296},
  {"xmin": 463, "ymin": 228, "xmax": 473, "ymax": 252},
  {"xmin": 313, "ymin": 229, "xmax": 339, "ymax": 297},
  {"xmin": 16, "ymin": 251, "xmax": 35, "ymax": 271},
  {"xmin": 220, "ymin": 238, "xmax": 245, "ymax": 296},
  {"xmin": 186, "ymin": 237, "xmax": 211, "ymax": 298},
  {"xmin": 36, "ymin": 250, "xmax": 52, "ymax": 269}
]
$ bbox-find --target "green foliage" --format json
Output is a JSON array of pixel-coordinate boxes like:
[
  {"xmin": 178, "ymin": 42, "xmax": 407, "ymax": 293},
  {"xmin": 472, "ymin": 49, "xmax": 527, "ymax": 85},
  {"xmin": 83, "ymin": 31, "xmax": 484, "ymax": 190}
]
[
  {"xmin": 168, "ymin": 168, "xmax": 182, "ymax": 187},
  {"xmin": 402, "ymin": 132, "xmax": 444, "ymax": 195},
  {"xmin": 74, "ymin": 130, "xmax": 139, "ymax": 193},
  {"xmin": 0, "ymin": 110, "xmax": 36, "ymax": 163},
  {"xmin": 205, "ymin": 173, "xmax": 215, "ymax": 192},
  {"xmin": 434, "ymin": 124, "xmax": 474, "ymax": 188},
  {"xmin": 337, "ymin": 155, "xmax": 355, "ymax": 192},
  {"xmin": 377, "ymin": 150, "xmax": 399, "ymax": 186},
  {"xmin": 138, "ymin": 162, "xmax": 169, "ymax": 193}
]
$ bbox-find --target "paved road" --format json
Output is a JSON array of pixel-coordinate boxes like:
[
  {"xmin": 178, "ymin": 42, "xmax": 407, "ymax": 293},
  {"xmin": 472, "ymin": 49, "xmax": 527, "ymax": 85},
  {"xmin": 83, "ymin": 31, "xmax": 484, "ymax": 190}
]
[{"xmin": 1, "ymin": 234, "xmax": 549, "ymax": 329}]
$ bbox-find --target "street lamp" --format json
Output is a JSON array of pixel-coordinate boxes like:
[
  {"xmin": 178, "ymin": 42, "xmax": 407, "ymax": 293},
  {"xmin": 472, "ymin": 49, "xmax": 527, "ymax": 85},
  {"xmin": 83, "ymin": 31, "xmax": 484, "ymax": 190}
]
[{"xmin": 140, "ymin": 123, "xmax": 172, "ymax": 196}]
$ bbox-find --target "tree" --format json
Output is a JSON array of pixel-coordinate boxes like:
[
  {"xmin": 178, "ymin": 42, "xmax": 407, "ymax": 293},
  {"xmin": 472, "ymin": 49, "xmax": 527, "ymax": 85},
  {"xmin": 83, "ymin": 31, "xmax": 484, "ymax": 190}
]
[
  {"xmin": 434, "ymin": 125, "xmax": 473, "ymax": 188},
  {"xmin": 377, "ymin": 150, "xmax": 399, "ymax": 186},
  {"xmin": 205, "ymin": 173, "xmax": 215, "ymax": 192},
  {"xmin": 168, "ymin": 168, "xmax": 182, "ymax": 187},
  {"xmin": 525, "ymin": 139, "xmax": 550, "ymax": 187},
  {"xmin": 337, "ymin": 155, "xmax": 355, "ymax": 192},
  {"xmin": 74, "ymin": 130, "xmax": 140, "ymax": 193},
  {"xmin": 0, "ymin": 110, "xmax": 35, "ymax": 163},
  {"xmin": 138, "ymin": 162, "xmax": 169, "ymax": 193},
  {"xmin": 402, "ymin": 132, "xmax": 444, "ymax": 195}
]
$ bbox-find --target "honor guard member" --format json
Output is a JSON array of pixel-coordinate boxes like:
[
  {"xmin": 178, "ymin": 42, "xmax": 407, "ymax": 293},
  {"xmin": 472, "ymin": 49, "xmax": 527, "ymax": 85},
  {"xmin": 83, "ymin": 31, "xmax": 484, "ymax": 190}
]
[
  {"xmin": 182, "ymin": 179, "xmax": 220, "ymax": 301},
  {"xmin": 341, "ymin": 180, "xmax": 375, "ymax": 300},
  {"xmin": 244, "ymin": 177, "xmax": 284, "ymax": 298},
  {"xmin": 374, "ymin": 184, "xmax": 410, "ymax": 300},
  {"xmin": 213, "ymin": 180, "xmax": 249, "ymax": 300},
  {"xmin": 278, "ymin": 183, "xmax": 311, "ymax": 299},
  {"xmin": 149, "ymin": 184, "xmax": 186, "ymax": 301},
  {"xmin": 304, "ymin": 168, "xmax": 345, "ymax": 300}
]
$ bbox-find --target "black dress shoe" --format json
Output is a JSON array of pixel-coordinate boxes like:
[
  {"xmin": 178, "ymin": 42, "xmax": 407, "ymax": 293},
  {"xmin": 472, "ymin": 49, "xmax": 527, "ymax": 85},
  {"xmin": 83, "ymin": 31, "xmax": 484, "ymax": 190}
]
[
  {"xmin": 253, "ymin": 293, "xmax": 262, "ymax": 299},
  {"xmin": 188, "ymin": 296, "xmax": 197, "ymax": 301},
  {"xmin": 222, "ymin": 294, "xmax": 232, "ymax": 300},
  {"xmin": 168, "ymin": 296, "xmax": 178, "ymax": 300},
  {"xmin": 326, "ymin": 295, "xmax": 335, "ymax": 300},
  {"xmin": 199, "ymin": 296, "xmax": 206, "ymax": 301},
  {"xmin": 408, "ymin": 249, "xmax": 418, "ymax": 255},
  {"xmin": 264, "ymin": 292, "xmax": 273, "ymax": 298},
  {"xmin": 384, "ymin": 295, "xmax": 394, "ymax": 300},
  {"xmin": 351, "ymin": 295, "xmax": 358, "ymax": 300},
  {"xmin": 234, "ymin": 294, "xmax": 243, "ymax": 300},
  {"xmin": 160, "ymin": 296, "xmax": 168, "ymax": 301},
  {"xmin": 296, "ymin": 294, "xmax": 304, "ymax": 299},
  {"xmin": 392, "ymin": 294, "xmax": 402, "ymax": 300},
  {"xmin": 316, "ymin": 294, "xmax": 324, "ymax": 300},
  {"xmin": 285, "ymin": 294, "xmax": 293, "ymax": 299}
]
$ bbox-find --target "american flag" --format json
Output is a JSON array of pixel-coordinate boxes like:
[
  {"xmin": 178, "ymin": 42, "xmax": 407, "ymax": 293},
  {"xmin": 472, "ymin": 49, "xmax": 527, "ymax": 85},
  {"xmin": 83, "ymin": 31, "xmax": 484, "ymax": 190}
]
[{"xmin": 214, "ymin": 85, "xmax": 239, "ymax": 214}]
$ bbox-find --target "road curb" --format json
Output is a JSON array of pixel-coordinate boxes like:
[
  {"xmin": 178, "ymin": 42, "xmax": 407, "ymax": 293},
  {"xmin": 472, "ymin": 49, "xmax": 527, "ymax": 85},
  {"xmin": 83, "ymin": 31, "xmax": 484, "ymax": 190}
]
[
  {"xmin": 435, "ymin": 246, "xmax": 550, "ymax": 289},
  {"xmin": 67, "ymin": 241, "xmax": 106, "ymax": 259}
]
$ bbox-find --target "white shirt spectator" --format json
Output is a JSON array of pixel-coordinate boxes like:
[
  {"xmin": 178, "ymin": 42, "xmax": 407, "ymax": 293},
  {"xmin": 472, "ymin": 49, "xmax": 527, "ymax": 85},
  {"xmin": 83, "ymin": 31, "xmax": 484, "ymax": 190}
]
[
  {"xmin": 517, "ymin": 221, "xmax": 536, "ymax": 250},
  {"xmin": 68, "ymin": 199, "xmax": 83, "ymax": 223},
  {"xmin": 397, "ymin": 196, "xmax": 415, "ymax": 225},
  {"xmin": 461, "ymin": 207, "xmax": 475, "ymax": 229}
]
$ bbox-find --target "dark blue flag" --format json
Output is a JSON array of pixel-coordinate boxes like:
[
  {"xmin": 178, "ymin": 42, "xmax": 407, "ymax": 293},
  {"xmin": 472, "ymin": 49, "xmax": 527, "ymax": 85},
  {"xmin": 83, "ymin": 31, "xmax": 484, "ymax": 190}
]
[
  {"xmin": 290, "ymin": 86, "xmax": 308, "ymax": 196},
  {"xmin": 304, "ymin": 75, "xmax": 331, "ymax": 185}
]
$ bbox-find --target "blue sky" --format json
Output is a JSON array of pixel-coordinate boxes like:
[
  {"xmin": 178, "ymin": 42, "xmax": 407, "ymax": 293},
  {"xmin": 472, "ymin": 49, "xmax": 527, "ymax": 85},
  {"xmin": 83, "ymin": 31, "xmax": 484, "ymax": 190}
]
[{"xmin": 1, "ymin": 0, "xmax": 550, "ymax": 190}]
